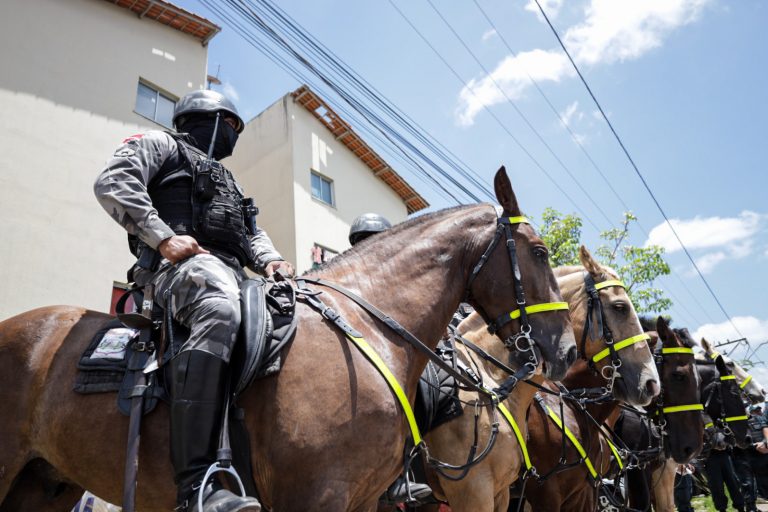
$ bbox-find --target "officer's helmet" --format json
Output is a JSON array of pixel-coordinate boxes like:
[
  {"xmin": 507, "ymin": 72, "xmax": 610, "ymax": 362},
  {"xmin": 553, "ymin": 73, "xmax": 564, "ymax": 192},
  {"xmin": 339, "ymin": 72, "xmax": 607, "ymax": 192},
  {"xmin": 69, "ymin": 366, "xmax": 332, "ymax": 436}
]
[
  {"xmin": 173, "ymin": 90, "xmax": 244, "ymax": 133},
  {"xmin": 349, "ymin": 213, "xmax": 392, "ymax": 246}
]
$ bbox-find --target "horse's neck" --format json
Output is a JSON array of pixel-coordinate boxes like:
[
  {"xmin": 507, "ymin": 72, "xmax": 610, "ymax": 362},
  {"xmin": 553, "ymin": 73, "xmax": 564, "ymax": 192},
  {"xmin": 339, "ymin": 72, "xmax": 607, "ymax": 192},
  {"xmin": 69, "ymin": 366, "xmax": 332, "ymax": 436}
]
[{"xmin": 314, "ymin": 205, "xmax": 494, "ymax": 349}]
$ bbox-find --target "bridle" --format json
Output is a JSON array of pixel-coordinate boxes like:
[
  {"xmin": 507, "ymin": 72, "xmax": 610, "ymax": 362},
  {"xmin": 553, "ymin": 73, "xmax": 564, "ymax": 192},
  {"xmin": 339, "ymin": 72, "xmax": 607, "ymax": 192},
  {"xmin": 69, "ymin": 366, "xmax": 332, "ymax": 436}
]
[
  {"xmin": 651, "ymin": 346, "xmax": 703, "ymax": 454},
  {"xmin": 702, "ymin": 358, "xmax": 749, "ymax": 438},
  {"xmin": 578, "ymin": 273, "xmax": 650, "ymax": 392},
  {"xmin": 464, "ymin": 214, "xmax": 569, "ymax": 371}
]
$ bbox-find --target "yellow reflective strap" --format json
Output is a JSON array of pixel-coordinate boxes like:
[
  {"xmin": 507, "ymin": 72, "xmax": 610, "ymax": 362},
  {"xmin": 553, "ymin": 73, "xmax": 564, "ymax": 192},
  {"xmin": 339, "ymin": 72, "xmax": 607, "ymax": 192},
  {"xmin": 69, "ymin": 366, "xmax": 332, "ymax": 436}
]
[
  {"xmin": 545, "ymin": 405, "xmax": 598, "ymax": 479},
  {"xmin": 710, "ymin": 351, "xmax": 721, "ymax": 360},
  {"xmin": 497, "ymin": 402, "xmax": 532, "ymax": 471},
  {"xmin": 594, "ymin": 280, "xmax": 626, "ymax": 291},
  {"xmin": 661, "ymin": 347, "xmax": 695, "ymax": 355},
  {"xmin": 604, "ymin": 435, "xmax": 624, "ymax": 470},
  {"xmin": 347, "ymin": 335, "xmax": 422, "ymax": 445},
  {"xmin": 508, "ymin": 302, "xmax": 569, "ymax": 320},
  {"xmin": 725, "ymin": 415, "xmax": 749, "ymax": 422},
  {"xmin": 507, "ymin": 216, "xmax": 530, "ymax": 225},
  {"xmin": 720, "ymin": 375, "xmax": 736, "ymax": 381},
  {"xmin": 592, "ymin": 333, "xmax": 651, "ymax": 363},
  {"xmin": 740, "ymin": 375, "xmax": 753, "ymax": 389},
  {"xmin": 705, "ymin": 422, "xmax": 714, "ymax": 429},
  {"xmin": 662, "ymin": 404, "xmax": 704, "ymax": 414}
]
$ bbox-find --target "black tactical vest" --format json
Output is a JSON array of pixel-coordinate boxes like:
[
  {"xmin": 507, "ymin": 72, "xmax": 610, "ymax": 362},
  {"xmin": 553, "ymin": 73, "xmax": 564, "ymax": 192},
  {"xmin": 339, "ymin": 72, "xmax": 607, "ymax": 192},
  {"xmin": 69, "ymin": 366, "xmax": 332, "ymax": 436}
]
[{"xmin": 143, "ymin": 132, "xmax": 254, "ymax": 266}]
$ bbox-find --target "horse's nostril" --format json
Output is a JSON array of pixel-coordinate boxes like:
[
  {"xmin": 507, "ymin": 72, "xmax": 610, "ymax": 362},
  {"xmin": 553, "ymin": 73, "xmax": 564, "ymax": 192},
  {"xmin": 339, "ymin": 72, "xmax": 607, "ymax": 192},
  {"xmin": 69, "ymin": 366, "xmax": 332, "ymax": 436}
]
[
  {"xmin": 565, "ymin": 346, "xmax": 577, "ymax": 367},
  {"xmin": 645, "ymin": 379, "xmax": 660, "ymax": 397}
]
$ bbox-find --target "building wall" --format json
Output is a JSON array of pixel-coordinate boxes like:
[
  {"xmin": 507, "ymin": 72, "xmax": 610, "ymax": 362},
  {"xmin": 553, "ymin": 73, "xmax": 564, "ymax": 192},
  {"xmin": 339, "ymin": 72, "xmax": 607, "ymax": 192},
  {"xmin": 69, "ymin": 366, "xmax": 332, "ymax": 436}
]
[
  {"xmin": 0, "ymin": 0, "xmax": 209, "ymax": 318},
  {"xmin": 288, "ymin": 99, "xmax": 409, "ymax": 273},
  {"xmin": 225, "ymin": 96, "xmax": 297, "ymax": 267}
]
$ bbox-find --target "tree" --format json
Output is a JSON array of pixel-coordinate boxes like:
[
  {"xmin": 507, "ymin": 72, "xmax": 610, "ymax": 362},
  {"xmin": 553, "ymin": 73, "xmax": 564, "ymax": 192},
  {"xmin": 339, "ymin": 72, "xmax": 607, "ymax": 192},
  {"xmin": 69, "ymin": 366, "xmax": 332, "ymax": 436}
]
[
  {"xmin": 539, "ymin": 209, "xmax": 672, "ymax": 314},
  {"xmin": 538, "ymin": 207, "xmax": 583, "ymax": 267}
]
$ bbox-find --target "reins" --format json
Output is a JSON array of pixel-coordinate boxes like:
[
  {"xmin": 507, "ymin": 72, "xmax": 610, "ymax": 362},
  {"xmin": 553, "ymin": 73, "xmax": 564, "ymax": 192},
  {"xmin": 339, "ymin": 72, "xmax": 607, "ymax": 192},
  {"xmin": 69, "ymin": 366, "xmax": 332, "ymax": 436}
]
[{"xmin": 293, "ymin": 210, "xmax": 568, "ymax": 481}]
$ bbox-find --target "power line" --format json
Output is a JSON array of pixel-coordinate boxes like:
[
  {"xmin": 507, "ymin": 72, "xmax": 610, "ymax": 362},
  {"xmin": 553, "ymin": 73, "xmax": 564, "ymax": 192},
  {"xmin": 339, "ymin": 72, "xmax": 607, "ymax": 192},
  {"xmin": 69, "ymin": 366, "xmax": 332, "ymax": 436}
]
[
  {"xmin": 386, "ymin": 0, "xmax": 602, "ymax": 233},
  {"xmin": 532, "ymin": 0, "xmax": 743, "ymax": 338},
  {"xmin": 470, "ymin": 0, "xmax": 714, "ymax": 327},
  {"xmin": 425, "ymin": 0, "xmax": 615, "ymax": 230}
]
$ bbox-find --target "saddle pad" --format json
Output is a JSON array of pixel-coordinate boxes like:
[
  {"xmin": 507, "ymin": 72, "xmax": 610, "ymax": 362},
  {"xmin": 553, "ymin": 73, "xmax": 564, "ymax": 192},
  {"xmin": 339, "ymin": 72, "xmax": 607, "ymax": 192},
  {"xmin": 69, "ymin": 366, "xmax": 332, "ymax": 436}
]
[
  {"xmin": 73, "ymin": 279, "xmax": 298, "ymax": 398},
  {"xmin": 74, "ymin": 319, "xmax": 136, "ymax": 394}
]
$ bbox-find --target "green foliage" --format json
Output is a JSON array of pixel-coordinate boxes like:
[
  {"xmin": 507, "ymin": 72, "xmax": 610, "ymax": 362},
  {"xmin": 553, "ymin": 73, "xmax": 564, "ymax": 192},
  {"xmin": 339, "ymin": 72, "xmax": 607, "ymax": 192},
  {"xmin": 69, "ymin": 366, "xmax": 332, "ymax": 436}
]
[
  {"xmin": 539, "ymin": 207, "xmax": 583, "ymax": 267},
  {"xmin": 539, "ymin": 209, "xmax": 672, "ymax": 314}
]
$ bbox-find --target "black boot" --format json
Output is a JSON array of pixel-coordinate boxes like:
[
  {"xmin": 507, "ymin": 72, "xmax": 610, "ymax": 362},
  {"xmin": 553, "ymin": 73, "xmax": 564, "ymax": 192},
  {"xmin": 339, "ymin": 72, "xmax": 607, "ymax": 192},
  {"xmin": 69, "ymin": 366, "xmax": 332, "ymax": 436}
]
[{"xmin": 169, "ymin": 350, "xmax": 261, "ymax": 512}]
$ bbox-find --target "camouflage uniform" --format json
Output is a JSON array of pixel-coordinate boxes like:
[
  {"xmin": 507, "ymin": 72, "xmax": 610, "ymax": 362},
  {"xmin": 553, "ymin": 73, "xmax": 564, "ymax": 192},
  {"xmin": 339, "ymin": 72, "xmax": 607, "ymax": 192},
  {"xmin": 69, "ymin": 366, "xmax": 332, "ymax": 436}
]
[{"xmin": 94, "ymin": 130, "xmax": 283, "ymax": 362}]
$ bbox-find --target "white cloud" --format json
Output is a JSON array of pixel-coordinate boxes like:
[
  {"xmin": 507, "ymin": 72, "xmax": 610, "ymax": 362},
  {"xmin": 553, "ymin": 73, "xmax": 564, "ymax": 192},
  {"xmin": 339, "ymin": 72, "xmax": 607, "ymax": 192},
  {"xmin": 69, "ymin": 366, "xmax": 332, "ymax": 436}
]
[
  {"xmin": 693, "ymin": 316, "xmax": 768, "ymax": 345},
  {"xmin": 456, "ymin": 49, "xmax": 572, "ymax": 126},
  {"xmin": 693, "ymin": 251, "xmax": 727, "ymax": 275},
  {"xmin": 645, "ymin": 211, "xmax": 763, "ymax": 253},
  {"xmin": 482, "ymin": 28, "xmax": 497, "ymax": 42},
  {"xmin": 456, "ymin": 0, "xmax": 710, "ymax": 125},
  {"xmin": 564, "ymin": 0, "xmax": 709, "ymax": 67},
  {"xmin": 222, "ymin": 82, "xmax": 240, "ymax": 102},
  {"xmin": 559, "ymin": 100, "xmax": 582, "ymax": 127},
  {"xmin": 525, "ymin": 0, "xmax": 564, "ymax": 20}
]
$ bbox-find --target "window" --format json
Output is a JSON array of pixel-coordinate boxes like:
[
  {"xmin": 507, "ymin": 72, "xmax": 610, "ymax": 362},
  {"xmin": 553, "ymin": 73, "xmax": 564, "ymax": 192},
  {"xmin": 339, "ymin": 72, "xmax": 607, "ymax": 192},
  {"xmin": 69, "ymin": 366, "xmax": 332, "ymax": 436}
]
[
  {"xmin": 135, "ymin": 81, "xmax": 176, "ymax": 128},
  {"xmin": 311, "ymin": 171, "xmax": 334, "ymax": 206}
]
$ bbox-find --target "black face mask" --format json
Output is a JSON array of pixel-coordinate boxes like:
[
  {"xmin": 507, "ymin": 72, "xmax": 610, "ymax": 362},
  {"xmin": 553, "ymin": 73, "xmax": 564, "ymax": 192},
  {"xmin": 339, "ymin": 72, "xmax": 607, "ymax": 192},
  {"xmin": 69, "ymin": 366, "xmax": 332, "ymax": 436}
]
[{"xmin": 181, "ymin": 116, "xmax": 239, "ymax": 160}]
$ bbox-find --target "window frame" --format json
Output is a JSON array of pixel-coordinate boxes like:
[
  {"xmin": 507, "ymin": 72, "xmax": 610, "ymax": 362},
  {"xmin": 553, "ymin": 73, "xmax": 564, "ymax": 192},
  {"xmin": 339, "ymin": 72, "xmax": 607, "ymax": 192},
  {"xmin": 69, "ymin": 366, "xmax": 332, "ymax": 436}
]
[
  {"xmin": 134, "ymin": 80, "xmax": 177, "ymax": 128},
  {"xmin": 310, "ymin": 170, "xmax": 335, "ymax": 207}
]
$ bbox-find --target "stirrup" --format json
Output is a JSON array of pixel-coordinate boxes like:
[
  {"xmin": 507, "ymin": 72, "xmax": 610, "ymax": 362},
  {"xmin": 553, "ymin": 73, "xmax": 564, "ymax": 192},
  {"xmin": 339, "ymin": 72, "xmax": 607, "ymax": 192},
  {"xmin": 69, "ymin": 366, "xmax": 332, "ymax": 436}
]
[{"xmin": 197, "ymin": 462, "xmax": 247, "ymax": 512}]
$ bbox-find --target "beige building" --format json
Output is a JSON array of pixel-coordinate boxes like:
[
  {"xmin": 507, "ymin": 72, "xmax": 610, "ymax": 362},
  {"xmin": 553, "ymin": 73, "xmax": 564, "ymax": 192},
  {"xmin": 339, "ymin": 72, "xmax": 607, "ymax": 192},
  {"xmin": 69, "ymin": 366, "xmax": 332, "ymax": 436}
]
[
  {"xmin": 0, "ymin": 0, "xmax": 218, "ymax": 318},
  {"xmin": 0, "ymin": 0, "xmax": 426, "ymax": 319},
  {"xmin": 228, "ymin": 85, "xmax": 428, "ymax": 273}
]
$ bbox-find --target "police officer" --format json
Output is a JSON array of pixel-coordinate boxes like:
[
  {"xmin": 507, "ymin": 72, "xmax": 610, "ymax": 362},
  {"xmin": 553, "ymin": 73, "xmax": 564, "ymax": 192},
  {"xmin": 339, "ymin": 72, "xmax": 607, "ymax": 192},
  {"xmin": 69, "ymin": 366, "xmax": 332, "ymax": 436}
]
[
  {"xmin": 733, "ymin": 405, "xmax": 768, "ymax": 512},
  {"xmin": 95, "ymin": 90, "xmax": 293, "ymax": 512},
  {"xmin": 348, "ymin": 214, "xmax": 433, "ymax": 505}
]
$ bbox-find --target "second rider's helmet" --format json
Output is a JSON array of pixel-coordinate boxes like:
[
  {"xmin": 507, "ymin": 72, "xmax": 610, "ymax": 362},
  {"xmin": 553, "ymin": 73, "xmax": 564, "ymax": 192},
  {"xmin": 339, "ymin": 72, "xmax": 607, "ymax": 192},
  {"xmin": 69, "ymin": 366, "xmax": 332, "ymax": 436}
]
[{"xmin": 349, "ymin": 213, "xmax": 392, "ymax": 246}]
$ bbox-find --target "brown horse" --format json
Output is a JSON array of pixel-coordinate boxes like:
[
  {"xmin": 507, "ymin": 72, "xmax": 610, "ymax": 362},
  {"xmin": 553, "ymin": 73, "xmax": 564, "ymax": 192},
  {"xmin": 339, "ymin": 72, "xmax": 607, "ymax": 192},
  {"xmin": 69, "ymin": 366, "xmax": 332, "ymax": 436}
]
[
  {"xmin": 0, "ymin": 169, "xmax": 576, "ymax": 511},
  {"xmin": 520, "ymin": 250, "xmax": 660, "ymax": 511},
  {"xmin": 418, "ymin": 247, "xmax": 658, "ymax": 512},
  {"xmin": 617, "ymin": 319, "xmax": 704, "ymax": 512}
]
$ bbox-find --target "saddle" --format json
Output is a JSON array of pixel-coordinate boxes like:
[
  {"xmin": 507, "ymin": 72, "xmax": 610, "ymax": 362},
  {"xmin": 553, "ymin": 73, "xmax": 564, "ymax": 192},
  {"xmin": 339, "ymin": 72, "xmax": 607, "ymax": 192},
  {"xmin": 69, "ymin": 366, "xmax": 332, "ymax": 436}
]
[
  {"xmin": 73, "ymin": 276, "xmax": 297, "ymax": 414},
  {"xmin": 414, "ymin": 339, "xmax": 465, "ymax": 434}
]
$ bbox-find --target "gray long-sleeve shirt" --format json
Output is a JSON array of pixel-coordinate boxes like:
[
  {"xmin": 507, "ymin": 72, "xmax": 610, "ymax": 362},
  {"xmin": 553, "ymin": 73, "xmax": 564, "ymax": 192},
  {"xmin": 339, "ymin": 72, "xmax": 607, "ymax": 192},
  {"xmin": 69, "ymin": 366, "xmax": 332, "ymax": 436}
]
[{"xmin": 94, "ymin": 130, "xmax": 283, "ymax": 272}]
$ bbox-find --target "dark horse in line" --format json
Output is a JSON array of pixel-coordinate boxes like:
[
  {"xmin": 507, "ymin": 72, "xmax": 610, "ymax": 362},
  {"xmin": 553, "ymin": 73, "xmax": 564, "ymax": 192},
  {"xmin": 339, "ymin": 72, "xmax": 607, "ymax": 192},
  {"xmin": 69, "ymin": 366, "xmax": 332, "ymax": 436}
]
[{"xmin": 0, "ymin": 169, "xmax": 576, "ymax": 511}]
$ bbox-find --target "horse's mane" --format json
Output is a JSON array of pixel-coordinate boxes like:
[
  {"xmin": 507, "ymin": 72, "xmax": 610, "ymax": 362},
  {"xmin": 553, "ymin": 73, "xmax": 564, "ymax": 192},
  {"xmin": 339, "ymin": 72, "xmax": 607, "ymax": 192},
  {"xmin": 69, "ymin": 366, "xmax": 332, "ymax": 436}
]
[
  {"xmin": 303, "ymin": 204, "xmax": 480, "ymax": 275},
  {"xmin": 555, "ymin": 263, "xmax": 620, "ymax": 282}
]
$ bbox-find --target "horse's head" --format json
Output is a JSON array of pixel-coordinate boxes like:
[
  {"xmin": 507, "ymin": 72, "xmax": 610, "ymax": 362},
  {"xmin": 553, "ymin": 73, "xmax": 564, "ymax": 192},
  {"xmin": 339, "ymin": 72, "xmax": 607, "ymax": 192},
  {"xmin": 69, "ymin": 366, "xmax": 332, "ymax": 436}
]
[
  {"xmin": 700, "ymin": 337, "xmax": 766, "ymax": 404},
  {"xmin": 651, "ymin": 319, "xmax": 702, "ymax": 463},
  {"xmin": 702, "ymin": 353, "xmax": 751, "ymax": 449},
  {"xmin": 555, "ymin": 247, "xmax": 659, "ymax": 406},
  {"xmin": 465, "ymin": 168, "xmax": 576, "ymax": 380}
]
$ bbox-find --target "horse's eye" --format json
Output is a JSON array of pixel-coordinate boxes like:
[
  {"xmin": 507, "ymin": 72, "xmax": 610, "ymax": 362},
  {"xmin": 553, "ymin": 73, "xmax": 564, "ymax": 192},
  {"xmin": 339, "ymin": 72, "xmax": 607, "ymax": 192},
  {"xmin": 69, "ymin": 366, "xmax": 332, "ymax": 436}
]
[
  {"xmin": 612, "ymin": 302, "xmax": 627, "ymax": 312},
  {"xmin": 533, "ymin": 246, "xmax": 548, "ymax": 261}
]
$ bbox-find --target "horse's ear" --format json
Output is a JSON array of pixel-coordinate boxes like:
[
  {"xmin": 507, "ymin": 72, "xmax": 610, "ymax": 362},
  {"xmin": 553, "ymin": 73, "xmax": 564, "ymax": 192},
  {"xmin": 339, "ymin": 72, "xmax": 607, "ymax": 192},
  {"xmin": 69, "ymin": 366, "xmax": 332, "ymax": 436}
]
[
  {"xmin": 494, "ymin": 166, "xmax": 521, "ymax": 216},
  {"xmin": 579, "ymin": 246, "xmax": 602, "ymax": 278},
  {"xmin": 656, "ymin": 316, "xmax": 674, "ymax": 346},
  {"xmin": 701, "ymin": 337, "xmax": 714, "ymax": 354},
  {"xmin": 715, "ymin": 353, "xmax": 730, "ymax": 375}
]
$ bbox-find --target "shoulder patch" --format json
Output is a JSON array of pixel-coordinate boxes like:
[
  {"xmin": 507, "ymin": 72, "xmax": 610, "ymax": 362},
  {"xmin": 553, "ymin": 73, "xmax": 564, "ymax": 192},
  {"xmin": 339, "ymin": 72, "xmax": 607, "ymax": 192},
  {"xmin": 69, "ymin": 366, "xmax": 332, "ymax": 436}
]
[
  {"xmin": 114, "ymin": 148, "xmax": 136, "ymax": 157},
  {"xmin": 122, "ymin": 133, "xmax": 145, "ymax": 144}
]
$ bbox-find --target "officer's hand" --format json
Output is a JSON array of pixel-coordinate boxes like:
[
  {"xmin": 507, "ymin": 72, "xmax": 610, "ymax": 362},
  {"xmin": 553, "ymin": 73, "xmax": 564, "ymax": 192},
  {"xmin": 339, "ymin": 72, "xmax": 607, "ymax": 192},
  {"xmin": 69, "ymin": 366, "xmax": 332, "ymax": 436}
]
[
  {"xmin": 265, "ymin": 260, "xmax": 295, "ymax": 277},
  {"xmin": 158, "ymin": 235, "xmax": 210, "ymax": 264}
]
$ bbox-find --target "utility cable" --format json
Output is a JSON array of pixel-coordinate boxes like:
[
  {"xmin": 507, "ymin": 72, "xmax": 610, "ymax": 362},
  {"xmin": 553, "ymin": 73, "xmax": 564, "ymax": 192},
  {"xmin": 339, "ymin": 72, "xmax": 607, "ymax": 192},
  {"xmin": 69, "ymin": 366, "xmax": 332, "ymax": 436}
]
[{"xmin": 532, "ymin": 0, "xmax": 743, "ymax": 338}]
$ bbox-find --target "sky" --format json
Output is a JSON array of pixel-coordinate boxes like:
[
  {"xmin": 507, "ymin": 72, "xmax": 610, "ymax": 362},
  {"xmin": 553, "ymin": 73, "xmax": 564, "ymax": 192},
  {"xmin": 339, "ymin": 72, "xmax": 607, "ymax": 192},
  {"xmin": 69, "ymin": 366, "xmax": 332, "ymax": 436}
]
[{"xmin": 173, "ymin": 0, "xmax": 768, "ymax": 369}]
